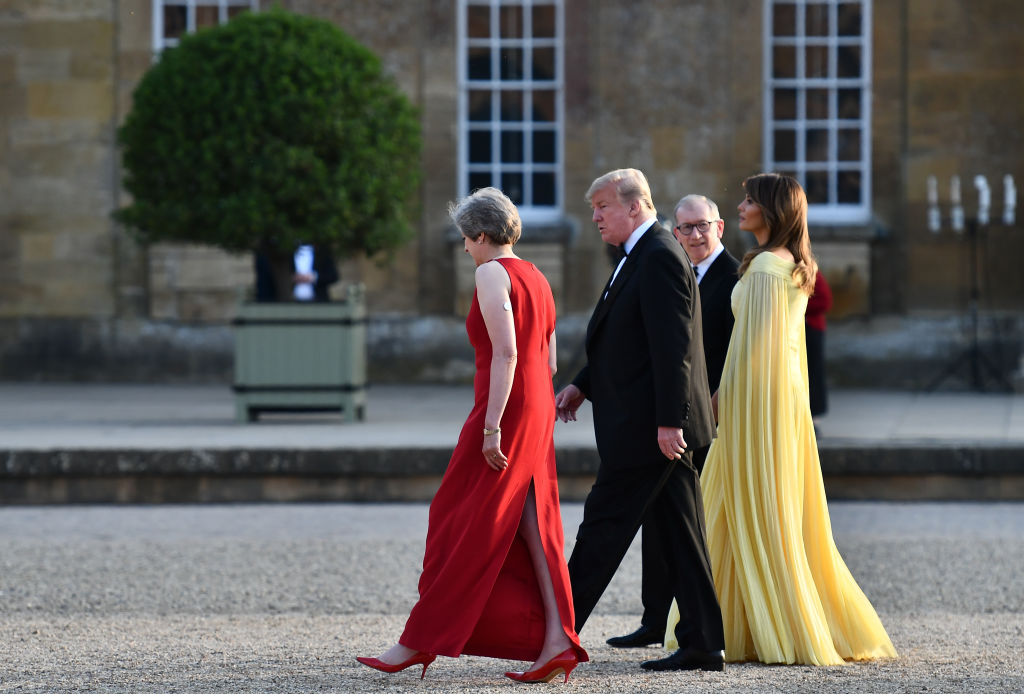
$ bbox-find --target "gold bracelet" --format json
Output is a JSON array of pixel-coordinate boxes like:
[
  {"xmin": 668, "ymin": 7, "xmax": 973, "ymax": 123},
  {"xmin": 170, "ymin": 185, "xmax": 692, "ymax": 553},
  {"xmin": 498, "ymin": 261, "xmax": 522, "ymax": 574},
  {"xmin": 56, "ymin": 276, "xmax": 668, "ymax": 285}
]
[{"xmin": 483, "ymin": 427, "xmax": 501, "ymax": 436}]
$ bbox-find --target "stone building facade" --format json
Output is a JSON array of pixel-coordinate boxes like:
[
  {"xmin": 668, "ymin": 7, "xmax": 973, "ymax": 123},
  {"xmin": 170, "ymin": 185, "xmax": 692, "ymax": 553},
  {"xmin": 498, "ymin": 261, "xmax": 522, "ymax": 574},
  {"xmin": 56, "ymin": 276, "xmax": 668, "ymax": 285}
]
[{"xmin": 1, "ymin": 0, "xmax": 1022, "ymax": 385}]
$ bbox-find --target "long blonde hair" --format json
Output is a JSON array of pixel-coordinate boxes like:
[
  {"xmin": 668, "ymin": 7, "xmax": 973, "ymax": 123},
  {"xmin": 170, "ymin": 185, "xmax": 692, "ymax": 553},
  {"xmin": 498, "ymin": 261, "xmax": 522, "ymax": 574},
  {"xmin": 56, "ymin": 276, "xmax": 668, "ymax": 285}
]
[{"xmin": 737, "ymin": 173, "xmax": 817, "ymax": 293}]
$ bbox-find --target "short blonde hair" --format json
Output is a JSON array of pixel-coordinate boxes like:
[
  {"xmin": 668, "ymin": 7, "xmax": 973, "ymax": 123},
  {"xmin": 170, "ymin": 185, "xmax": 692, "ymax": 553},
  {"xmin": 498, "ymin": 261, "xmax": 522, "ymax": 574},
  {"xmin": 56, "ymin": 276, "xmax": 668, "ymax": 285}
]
[
  {"xmin": 448, "ymin": 187, "xmax": 522, "ymax": 245},
  {"xmin": 585, "ymin": 168, "xmax": 657, "ymax": 217}
]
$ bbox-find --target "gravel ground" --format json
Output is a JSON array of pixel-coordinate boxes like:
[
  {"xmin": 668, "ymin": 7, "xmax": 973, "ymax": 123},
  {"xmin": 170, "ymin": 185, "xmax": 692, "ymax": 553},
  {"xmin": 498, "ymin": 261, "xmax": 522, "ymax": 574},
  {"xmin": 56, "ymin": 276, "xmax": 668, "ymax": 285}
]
[{"xmin": 1, "ymin": 502, "xmax": 1022, "ymax": 693}]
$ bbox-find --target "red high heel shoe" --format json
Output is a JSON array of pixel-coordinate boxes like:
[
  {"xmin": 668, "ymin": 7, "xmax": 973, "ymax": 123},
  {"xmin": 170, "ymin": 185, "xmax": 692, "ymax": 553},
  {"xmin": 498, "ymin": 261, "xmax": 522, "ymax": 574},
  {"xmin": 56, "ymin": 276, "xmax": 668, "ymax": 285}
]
[
  {"xmin": 504, "ymin": 647, "xmax": 579, "ymax": 684},
  {"xmin": 356, "ymin": 651, "xmax": 436, "ymax": 679}
]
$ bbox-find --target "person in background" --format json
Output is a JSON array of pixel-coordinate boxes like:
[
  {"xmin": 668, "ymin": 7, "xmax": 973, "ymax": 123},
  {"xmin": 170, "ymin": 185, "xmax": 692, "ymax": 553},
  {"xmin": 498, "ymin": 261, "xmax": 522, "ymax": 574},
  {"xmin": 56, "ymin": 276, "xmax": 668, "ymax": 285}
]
[
  {"xmin": 672, "ymin": 194, "xmax": 741, "ymax": 454},
  {"xmin": 805, "ymin": 271, "xmax": 833, "ymax": 435},
  {"xmin": 254, "ymin": 244, "xmax": 339, "ymax": 302}
]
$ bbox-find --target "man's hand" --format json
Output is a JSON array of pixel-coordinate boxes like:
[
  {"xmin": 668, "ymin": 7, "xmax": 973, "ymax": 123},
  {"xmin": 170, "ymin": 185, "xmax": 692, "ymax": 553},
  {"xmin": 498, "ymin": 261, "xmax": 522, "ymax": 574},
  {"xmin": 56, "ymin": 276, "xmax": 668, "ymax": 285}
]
[
  {"xmin": 657, "ymin": 426, "xmax": 687, "ymax": 461},
  {"xmin": 554, "ymin": 384, "xmax": 585, "ymax": 422}
]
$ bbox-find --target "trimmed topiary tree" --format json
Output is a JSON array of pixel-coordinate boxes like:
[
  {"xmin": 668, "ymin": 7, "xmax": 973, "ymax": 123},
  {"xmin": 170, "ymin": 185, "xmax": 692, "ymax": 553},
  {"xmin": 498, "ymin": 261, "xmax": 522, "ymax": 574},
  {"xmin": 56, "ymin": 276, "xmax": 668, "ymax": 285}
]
[{"xmin": 115, "ymin": 7, "xmax": 421, "ymax": 301}]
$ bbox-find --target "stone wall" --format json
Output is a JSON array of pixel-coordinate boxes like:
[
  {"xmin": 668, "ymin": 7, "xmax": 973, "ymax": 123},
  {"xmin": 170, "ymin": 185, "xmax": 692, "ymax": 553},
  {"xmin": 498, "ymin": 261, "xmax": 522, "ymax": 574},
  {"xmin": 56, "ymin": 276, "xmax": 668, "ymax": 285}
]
[
  {"xmin": 2, "ymin": 310, "xmax": 1020, "ymax": 391},
  {"xmin": 0, "ymin": 0, "xmax": 1022, "ymax": 384},
  {"xmin": 1, "ymin": 1, "xmax": 118, "ymax": 320},
  {"xmin": 900, "ymin": 0, "xmax": 1024, "ymax": 311},
  {"xmin": 559, "ymin": 0, "xmax": 766, "ymax": 311}
]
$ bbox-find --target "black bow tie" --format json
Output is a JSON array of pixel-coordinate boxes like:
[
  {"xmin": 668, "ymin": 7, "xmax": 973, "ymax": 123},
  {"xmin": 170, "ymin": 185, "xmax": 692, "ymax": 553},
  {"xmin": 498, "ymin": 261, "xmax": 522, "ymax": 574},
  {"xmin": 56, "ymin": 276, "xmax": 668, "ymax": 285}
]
[{"xmin": 605, "ymin": 244, "xmax": 626, "ymax": 268}]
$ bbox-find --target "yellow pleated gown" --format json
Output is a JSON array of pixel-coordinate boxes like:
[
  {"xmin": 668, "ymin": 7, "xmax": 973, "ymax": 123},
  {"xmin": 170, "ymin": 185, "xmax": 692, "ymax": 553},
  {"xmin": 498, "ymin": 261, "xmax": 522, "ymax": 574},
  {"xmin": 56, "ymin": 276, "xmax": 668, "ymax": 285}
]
[{"xmin": 667, "ymin": 252, "xmax": 897, "ymax": 665}]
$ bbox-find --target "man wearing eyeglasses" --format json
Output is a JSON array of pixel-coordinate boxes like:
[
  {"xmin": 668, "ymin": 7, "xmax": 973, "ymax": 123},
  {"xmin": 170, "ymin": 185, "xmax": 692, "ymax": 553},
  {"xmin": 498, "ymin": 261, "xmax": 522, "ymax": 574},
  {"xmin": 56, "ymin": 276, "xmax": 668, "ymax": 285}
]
[
  {"xmin": 606, "ymin": 194, "xmax": 738, "ymax": 655},
  {"xmin": 672, "ymin": 194, "xmax": 740, "ymax": 407}
]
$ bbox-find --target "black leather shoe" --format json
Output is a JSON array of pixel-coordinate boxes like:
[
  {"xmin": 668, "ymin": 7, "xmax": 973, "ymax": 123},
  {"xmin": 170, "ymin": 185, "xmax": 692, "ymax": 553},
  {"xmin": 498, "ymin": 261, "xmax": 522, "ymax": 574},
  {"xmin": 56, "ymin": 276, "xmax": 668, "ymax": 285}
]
[
  {"xmin": 606, "ymin": 625, "xmax": 664, "ymax": 648},
  {"xmin": 641, "ymin": 647, "xmax": 725, "ymax": 672}
]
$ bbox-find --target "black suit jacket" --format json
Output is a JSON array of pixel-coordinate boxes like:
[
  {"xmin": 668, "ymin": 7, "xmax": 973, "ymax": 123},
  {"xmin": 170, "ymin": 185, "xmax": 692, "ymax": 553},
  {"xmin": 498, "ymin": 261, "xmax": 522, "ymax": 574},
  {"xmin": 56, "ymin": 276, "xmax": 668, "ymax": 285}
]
[
  {"xmin": 573, "ymin": 224, "xmax": 715, "ymax": 470},
  {"xmin": 698, "ymin": 249, "xmax": 740, "ymax": 393},
  {"xmin": 254, "ymin": 245, "xmax": 339, "ymax": 302}
]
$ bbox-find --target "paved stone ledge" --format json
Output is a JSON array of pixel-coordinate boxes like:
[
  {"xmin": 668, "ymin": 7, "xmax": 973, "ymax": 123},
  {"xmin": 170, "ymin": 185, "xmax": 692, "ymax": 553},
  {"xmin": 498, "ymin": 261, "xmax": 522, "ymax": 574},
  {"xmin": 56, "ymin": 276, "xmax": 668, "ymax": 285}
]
[
  {"xmin": 817, "ymin": 441, "xmax": 1024, "ymax": 475},
  {"xmin": 2, "ymin": 444, "xmax": 1023, "ymax": 503}
]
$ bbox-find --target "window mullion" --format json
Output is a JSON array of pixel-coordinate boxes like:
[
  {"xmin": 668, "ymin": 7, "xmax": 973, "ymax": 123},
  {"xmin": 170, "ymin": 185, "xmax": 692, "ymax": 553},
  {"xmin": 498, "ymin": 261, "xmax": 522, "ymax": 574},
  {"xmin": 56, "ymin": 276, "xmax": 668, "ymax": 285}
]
[
  {"xmin": 765, "ymin": 0, "xmax": 871, "ymax": 223},
  {"xmin": 796, "ymin": 0, "xmax": 806, "ymax": 182},
  {"xmin": 489, "ymin": 0, "xmax": 500, "ymax": 189},
  {"xmin": 828, "ymin": 1, "xmax": 837, "ymax": 206},
  {"xmin": 523, "ymin": 2, "xmax": 533, "ymax": 206},
  {"xmin": 458, "ymin": 0, "xmax": 561, "ymax": 213}
]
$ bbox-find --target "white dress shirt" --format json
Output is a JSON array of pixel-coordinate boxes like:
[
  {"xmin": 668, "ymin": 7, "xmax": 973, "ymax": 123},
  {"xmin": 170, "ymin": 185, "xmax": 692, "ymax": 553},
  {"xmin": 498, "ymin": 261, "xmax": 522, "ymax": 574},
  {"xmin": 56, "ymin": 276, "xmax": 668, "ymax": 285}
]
[
  {"xmin": 607, "ymin": 217, "xmax": 658, "ymax": 293},
  {"xmin": 693, "ymin": 242, "xmax": 726, "ymax": 285},
  {"xmin": 293, "ymin": 245, "xmax": 316, "ymax": 301}
]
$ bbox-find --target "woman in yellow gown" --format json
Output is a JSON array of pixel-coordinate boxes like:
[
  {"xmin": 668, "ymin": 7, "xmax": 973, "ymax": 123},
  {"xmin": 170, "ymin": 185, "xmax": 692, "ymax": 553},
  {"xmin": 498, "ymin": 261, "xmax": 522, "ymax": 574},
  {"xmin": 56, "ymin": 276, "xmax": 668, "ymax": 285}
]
[{"xmin": 666, "ymin": 173, "xmax": 897, "ymax": 665}]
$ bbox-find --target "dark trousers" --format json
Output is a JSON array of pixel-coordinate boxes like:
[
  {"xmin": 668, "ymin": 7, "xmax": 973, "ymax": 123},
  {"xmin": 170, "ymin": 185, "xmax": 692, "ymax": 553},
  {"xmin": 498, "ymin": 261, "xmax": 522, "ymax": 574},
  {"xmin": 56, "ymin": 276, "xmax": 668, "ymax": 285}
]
[
  {"xmin": 567, "ymin": 454, "xmax": 724, "ymax": 652},
  {"xmin": 806, "ymin": 326, "xmax": 828, "ymax": 417},
  {"xmin": 639, "ymin": 443, "xmax": 711, "ymax": 634}
]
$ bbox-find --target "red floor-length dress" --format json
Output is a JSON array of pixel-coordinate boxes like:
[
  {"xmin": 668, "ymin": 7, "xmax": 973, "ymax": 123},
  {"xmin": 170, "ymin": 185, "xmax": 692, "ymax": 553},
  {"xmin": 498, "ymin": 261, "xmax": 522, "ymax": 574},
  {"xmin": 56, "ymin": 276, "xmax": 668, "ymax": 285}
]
[{"xmin": 400, "ymin": 257, "xmax": 587, "ymax": 663}]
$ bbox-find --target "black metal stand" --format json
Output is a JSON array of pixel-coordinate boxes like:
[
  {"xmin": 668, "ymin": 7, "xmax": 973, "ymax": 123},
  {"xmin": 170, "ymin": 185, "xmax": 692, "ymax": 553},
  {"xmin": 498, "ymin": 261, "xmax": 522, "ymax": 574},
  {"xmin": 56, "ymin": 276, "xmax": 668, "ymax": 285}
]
[{"xmin": 926, "ymin": 218, "xmax": 1012, "ymax": 392}]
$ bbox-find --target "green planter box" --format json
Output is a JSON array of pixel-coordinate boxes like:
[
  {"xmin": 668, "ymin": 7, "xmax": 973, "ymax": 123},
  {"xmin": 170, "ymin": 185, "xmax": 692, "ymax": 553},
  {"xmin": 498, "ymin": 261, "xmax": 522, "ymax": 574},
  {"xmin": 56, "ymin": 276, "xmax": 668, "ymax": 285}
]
[{"xmin": 232, "ymin": 285, "xmax": 367, "ymax": 422}]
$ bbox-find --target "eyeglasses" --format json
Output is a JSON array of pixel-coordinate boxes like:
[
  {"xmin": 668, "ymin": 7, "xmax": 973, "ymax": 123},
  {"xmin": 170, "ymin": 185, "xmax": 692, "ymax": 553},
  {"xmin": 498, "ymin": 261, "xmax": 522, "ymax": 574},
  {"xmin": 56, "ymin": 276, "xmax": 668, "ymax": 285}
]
[{"xmin": 674, "ymin": 219, "xmax": 719, "ymax": 236}]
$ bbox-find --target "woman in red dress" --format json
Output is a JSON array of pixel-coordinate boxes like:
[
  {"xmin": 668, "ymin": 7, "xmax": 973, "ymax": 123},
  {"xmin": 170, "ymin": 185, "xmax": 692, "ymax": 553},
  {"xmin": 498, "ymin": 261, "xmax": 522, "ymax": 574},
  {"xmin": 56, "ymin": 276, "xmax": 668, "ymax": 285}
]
[{"xmin": 357, "ymin": 187, "xmax": 587, "ymax": 683}]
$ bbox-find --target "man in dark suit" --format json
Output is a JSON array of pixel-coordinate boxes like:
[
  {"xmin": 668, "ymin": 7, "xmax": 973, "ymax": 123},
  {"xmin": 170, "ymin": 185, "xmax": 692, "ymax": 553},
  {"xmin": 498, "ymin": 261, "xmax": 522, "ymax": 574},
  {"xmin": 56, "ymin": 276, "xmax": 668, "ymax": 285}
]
[
  {"xmin": 555, "ymin": 169, "xmax": 725, "ymax": 672},
  {"xmin": 674, "ymin": 194, "xmax": 740, "ymax": 404},
  {"xmin": 606, "ymin": 194, "xmax": 740, "ymax": 654},
  {"xmin": 254, "ymin": 244, "xmax": 339, "ymax": 302}
]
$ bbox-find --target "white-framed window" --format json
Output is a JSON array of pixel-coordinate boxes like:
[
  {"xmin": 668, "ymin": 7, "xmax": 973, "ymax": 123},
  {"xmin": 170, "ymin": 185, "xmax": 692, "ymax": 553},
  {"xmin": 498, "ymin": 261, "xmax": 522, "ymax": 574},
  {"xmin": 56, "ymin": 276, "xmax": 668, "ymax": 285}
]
[
  {"xmin": 764, "ymin": 0, "xmax": 872, "ymax": 225},
  {"xmin": 458, "ymin": 0, "xmax": 564, "ymax": 223},
  {"xmin": 153, "ymin": 0, "xmax": 258, "ymax": 51}
]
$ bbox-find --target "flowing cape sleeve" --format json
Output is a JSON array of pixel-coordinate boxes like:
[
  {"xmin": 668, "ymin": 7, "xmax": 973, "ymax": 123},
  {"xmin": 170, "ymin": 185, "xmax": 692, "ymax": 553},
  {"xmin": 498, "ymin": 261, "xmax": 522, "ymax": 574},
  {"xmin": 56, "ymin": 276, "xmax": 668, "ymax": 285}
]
[
  {"xmin": 685, "ymin": 256, "xmax": 897, "ymax": 664},
  {"xmin": 716, "ymin": 259, "xmax": 811, "ymax": 514},
  {"xmin": 692, "ymin": 259, "xmax": 826, "ymax": 662}
]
